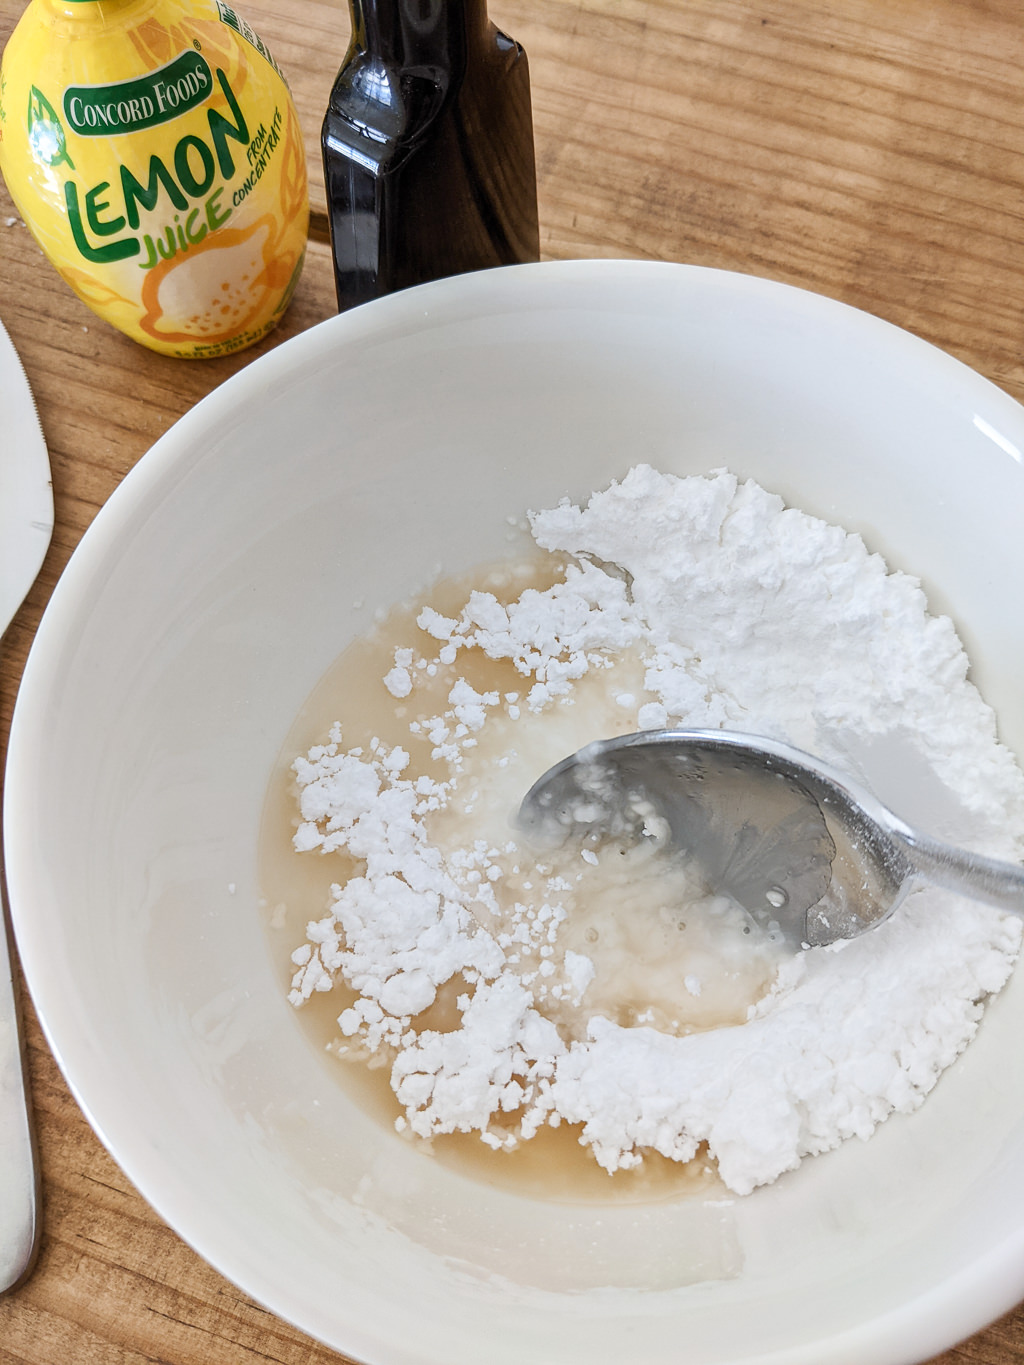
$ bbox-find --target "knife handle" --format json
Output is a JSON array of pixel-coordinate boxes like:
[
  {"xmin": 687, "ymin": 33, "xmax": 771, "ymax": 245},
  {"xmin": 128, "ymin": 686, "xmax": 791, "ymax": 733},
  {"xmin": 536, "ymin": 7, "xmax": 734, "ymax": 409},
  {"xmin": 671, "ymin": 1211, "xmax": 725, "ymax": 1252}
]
[{"xmin": 0, "ymin": 852, "xmax": 41, "ymax": 1295}]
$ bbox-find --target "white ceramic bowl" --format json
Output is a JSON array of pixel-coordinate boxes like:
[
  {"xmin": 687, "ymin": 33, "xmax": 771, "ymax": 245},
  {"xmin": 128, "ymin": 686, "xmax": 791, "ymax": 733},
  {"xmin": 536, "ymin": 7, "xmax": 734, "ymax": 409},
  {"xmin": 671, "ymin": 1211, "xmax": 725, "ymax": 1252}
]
[{"xmin": 7, "ymin": 261, "xmax": 1024, "ymax": 1364}]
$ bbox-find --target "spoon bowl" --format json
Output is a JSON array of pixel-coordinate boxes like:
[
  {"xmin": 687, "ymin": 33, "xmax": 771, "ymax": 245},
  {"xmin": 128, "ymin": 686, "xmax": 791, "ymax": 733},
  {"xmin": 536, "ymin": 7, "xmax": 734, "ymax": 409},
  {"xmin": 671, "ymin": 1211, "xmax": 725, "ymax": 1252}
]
[{"xmin": 519, "ymin": 729, "xmax": 1024, "ymax": 946}]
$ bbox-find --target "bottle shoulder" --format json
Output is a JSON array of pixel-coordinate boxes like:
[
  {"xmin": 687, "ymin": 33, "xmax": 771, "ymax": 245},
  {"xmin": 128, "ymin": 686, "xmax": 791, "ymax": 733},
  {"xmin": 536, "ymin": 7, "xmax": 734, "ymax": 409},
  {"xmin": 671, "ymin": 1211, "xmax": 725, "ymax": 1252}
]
[{"xmin": 324, "ymin": 51, "xmax": 448, "ymax": 158}]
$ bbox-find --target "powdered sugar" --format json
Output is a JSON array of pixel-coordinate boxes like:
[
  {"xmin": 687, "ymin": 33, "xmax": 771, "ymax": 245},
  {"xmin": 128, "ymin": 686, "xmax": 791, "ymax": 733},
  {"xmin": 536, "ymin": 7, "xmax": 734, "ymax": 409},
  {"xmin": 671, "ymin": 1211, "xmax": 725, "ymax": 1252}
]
[{"xmin": 285, "ymin": 468, "xmax": 1024, "ymax": 1195}]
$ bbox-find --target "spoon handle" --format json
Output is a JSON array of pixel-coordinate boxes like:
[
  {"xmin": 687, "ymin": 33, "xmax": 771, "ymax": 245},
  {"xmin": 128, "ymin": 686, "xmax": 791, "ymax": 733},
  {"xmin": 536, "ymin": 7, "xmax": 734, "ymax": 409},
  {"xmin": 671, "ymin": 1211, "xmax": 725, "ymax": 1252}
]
[{"xmin": 895, "ymin": 827, "xmax": 1024, "ymax": 915}]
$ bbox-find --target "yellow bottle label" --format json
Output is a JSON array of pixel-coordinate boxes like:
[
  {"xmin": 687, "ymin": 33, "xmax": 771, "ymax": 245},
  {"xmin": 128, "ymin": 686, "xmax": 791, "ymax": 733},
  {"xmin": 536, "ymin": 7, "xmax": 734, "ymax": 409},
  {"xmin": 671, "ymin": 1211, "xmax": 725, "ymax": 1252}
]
[{"xmin": 0, "ymin": 0, "xmax": 309, "ymax": 357}]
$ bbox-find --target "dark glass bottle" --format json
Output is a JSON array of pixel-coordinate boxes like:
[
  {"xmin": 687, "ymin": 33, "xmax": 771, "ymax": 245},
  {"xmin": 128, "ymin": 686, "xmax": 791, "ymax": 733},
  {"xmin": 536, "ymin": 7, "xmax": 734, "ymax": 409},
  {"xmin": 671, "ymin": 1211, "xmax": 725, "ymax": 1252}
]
[{"xmin": 321, "ymin": 0, "xmax": 540, "ymax": 312}]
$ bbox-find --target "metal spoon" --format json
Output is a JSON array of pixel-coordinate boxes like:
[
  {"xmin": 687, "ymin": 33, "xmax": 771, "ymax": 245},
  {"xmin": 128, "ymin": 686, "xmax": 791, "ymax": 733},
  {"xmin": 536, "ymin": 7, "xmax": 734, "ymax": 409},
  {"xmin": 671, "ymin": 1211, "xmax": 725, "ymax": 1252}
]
[{"xmin": 518, "ymin": 729, "xmax": 1024, "ymax": 947}]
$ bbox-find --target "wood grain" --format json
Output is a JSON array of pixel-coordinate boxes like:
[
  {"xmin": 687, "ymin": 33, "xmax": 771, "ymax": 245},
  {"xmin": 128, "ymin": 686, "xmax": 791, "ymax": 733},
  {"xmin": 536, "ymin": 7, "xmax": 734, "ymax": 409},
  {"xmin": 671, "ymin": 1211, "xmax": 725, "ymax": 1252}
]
[{"xmin": 2, "ymin": 0, "xmax": 1024, "ymax": 1360}]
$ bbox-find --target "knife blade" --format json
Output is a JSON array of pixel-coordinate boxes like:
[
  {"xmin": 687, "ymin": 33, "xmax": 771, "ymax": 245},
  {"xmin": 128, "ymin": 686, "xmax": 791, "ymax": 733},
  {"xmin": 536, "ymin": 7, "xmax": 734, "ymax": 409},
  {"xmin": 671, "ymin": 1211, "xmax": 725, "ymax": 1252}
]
[{"xmin": 0, "ymin": 317, "xmax": 52, "ymax": 1294}]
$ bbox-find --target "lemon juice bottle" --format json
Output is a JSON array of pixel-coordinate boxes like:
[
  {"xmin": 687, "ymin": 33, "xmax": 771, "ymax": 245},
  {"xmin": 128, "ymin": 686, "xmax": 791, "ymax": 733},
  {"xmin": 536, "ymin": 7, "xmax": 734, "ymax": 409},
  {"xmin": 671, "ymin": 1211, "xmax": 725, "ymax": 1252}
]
[{"xmin": 0, "ymin": 0, "xmax": 309, "ymax": 357}]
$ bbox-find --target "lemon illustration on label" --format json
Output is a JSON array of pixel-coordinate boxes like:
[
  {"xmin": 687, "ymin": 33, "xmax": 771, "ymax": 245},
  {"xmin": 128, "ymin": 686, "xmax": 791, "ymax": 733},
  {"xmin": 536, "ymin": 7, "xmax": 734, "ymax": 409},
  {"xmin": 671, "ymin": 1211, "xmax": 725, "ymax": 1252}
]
[{"xmin": 0, "ymin": 0, "xmax": 309, "ymax": 358}]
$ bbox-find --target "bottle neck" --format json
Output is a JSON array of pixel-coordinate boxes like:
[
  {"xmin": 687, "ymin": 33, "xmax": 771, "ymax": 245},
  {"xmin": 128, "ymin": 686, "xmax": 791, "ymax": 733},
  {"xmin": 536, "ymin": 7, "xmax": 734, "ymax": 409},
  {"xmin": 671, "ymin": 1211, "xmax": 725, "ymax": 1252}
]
[
  {"xmin": 49, "ymin": 0, "xmax": 146, "ymax": 10},
  {"xmin": 42, "ymin": 0, "xmax": 156, "ymax": 23},
  {"xmin": 349, "ymin": 0, "xmax": 489, "ymax": 66}
]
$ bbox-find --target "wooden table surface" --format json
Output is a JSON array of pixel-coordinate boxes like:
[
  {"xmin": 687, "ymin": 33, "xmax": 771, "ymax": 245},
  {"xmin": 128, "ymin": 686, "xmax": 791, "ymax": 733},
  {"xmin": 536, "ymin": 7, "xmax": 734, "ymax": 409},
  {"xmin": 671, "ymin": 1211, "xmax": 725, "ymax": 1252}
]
[{"xmin": 2, "ymin": 0, "xmax": 1024, "ymax": 1360}]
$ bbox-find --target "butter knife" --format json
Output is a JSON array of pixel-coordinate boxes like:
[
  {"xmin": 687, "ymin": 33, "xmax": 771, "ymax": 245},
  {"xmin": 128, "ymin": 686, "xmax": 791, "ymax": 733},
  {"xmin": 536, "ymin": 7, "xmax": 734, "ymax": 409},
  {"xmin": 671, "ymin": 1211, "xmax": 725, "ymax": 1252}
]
[{"xmin": 0, "ymin": 317, "xmax": 52, "ymax": 1294}]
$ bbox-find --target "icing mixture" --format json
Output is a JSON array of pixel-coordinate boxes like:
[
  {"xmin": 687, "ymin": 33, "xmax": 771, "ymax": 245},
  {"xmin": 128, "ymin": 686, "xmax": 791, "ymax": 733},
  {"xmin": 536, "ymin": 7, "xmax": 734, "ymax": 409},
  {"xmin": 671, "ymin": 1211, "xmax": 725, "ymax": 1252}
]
[{"xmin": 280, "ymin": 467, "xmax": 1024, "ymax": 1196}]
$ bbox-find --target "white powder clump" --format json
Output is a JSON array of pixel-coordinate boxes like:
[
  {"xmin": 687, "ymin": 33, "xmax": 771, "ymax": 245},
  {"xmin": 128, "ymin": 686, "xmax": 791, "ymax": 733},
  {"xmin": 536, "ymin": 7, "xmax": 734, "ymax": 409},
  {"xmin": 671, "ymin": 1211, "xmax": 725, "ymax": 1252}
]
[{"xmin": 287, "ymin": 467, "xmax": 1024, "ymax": 1195}]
